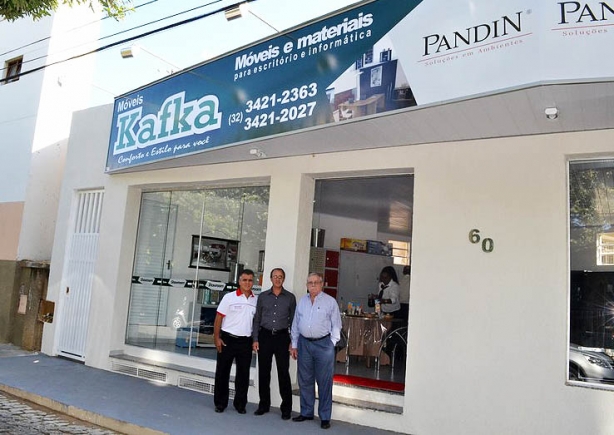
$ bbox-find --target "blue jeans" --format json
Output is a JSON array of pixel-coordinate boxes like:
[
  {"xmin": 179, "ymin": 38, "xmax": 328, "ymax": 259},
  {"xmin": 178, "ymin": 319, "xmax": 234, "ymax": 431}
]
[{"xmin": 297, "ymin": 335, "xmax": 335, "ymax": 420}]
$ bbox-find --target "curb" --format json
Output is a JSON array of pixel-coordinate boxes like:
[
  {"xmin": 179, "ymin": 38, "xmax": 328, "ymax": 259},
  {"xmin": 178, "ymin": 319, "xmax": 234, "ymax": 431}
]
[{"xmin": 0, "ymin": 384, "xmax": 167, "ymax": 435}]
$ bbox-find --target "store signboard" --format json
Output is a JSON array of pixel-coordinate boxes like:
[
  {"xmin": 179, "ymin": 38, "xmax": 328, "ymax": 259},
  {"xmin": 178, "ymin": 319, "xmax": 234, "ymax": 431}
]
[{"xmin": 106, "ymin": 0, "xmax": 614, "ymax": 172}]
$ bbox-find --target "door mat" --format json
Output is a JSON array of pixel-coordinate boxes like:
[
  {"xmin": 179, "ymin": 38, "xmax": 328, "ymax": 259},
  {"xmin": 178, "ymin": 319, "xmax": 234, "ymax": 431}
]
[{"xmin": 333, "ymin": 374, "xmax": 404, "ymax": 392}]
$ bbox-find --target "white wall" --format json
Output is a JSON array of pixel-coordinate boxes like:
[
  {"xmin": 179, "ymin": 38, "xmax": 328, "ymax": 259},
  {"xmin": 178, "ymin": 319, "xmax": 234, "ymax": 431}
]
[
  {"xmin": 0, "ymin": 17, "xmax": 52, "ymax": 203},
  {"xmin": 316, "ymin": 212, "xmax": 378, "ymax": 250},
  {"xmin": 0, "ymin": 5, "xmax": 100, "ymax": 261},
  {"xmin": 17, "ymin": 5, "xmax": 99, "ymax": 261},
  {"xmin": 46, "ymin": 102, "xmax": 614, "ymax": 434}
]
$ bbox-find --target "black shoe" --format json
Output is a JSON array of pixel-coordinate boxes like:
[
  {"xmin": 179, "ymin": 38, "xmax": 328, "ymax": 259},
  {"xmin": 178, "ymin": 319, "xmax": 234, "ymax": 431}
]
[
  {"xmin": 214, "ymin": 407, "xmax": 224, "ymax": 413},
  {"xmin": 254, "ymin": 408, "xmax": 269, "ymax": 416},
  {"xmin": 292, "ymin": 415, "xmax": 314, "ymax": 422},
  {"xmin": 236, "ymin": 408, "xmax": 246, "ymax": 414},
  {"xmin": 321, "ymin": 420, "xmax": 331, "ymax": 429},
  {"xmin": 281, "ymin": 413, "xmax": 292, "ymax": 420}
]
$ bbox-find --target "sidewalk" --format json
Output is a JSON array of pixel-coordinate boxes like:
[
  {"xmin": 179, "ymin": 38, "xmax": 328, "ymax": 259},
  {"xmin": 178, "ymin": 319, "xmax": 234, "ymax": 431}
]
[{"xmin": 0, "ymin": 344, "xmax": 399, "ymax": 435}]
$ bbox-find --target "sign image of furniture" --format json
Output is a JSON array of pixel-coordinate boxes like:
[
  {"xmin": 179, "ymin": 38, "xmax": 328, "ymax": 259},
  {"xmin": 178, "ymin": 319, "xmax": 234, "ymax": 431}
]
[{"xmin": 338, "ymin": 93, "xmax": 385, "ymax": 119}]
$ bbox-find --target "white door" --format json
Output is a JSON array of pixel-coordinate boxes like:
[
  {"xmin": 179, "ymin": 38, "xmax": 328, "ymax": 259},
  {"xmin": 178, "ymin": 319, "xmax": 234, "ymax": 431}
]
[{"xmin": 57, "ymin": 190, "xmax": 104, "ymax": 361}]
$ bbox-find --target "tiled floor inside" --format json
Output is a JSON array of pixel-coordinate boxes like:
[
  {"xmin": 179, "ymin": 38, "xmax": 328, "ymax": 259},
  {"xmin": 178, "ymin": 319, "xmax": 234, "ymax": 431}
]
[{"xmin": 335, "ymin": 354, "xmax": 406, "ymax": 384}]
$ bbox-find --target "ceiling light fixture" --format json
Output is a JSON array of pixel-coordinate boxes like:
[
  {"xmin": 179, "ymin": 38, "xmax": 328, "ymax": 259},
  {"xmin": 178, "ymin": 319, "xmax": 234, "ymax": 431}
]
[
  {"xmin": 224, "ymin": 3, "xmax": 249, "ymax": 21},
  {"xmin": 249, "ymin": 148, "xmax": 267, "ymax": 158},
  {"xmin": 545, "ymin": 107, "xmax": 559, "ymax": 120},
  {"xmin": 120, "ymin": 46, "xmax": 138, "ymax": 59}
]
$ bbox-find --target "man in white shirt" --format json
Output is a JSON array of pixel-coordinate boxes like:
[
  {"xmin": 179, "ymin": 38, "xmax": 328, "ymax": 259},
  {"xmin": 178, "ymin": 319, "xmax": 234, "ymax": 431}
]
[{"xmin": 213, "ymin": 269, "xmax": 258, "ymax": 414}]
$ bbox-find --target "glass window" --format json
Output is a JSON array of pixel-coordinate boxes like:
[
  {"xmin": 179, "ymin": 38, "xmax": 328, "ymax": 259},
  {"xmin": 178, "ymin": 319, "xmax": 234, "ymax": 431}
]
[
  {"xmin": 126, "ymin": 186, "xmax": 269, "ymax": 359},
  {"xmin": 569, "ymin": 160, "xmax": 614, "ymax": 384},
  {"xmin": 388, "ymin": 239, "xmax": 410, "ymax": 265},
  {"xmin": 3, "ymin": 57, "xmax": 23, "ymax": 84},
  {"xmin": 597, "ymin": 232, "xmax": 614, "ymax": 266}
]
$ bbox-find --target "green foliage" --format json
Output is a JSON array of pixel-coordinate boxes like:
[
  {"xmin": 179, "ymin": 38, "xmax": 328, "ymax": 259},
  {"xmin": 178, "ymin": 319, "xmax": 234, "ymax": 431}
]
[
  {"xmin": 570, "ymin": 168, "xmax": 599, "ymax": 227},
  {"xmin": 570, "ymin": 165, "xmax": 614, "ymax": 253},
  {"xmin": 0, "ymin": 0, "xmax": 132, "ymax": 21}
]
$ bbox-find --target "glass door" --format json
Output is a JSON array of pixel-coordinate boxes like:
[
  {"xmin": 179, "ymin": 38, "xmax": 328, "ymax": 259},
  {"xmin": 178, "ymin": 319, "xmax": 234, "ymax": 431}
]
[
  {"xmin": 126, "ymin": 186, "xmax": 270, "ymax": 359},
  {"xmin": 126, "ymin": 192, "xmax": 176, "ymax": 349}
]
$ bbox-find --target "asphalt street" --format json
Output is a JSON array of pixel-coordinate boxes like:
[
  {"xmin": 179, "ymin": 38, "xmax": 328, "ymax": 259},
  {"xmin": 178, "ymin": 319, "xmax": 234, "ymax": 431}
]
[{"xmin": 0, "ymin": 391, "xmax": 119, "ymax": 435}]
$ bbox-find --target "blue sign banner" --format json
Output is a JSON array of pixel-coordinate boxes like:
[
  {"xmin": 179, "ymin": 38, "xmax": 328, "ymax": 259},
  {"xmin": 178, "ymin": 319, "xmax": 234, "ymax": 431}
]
[{"xmin": 106, "ymin": 0, "xmax": 424, "ymax": 171}]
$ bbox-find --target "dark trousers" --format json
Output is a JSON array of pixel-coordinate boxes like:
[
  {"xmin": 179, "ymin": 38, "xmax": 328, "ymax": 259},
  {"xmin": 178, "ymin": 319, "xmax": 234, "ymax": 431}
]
[
  {"xmin": 257, "ymin": 329, "xmax": 292, "ymax": 414},
  {"xmin": 400, "ymin": 303, "xmax": 409, "ymax": 323},
  {"xmin": 214, "ymin": 331, "xmax": 253, "ymax": 411}
]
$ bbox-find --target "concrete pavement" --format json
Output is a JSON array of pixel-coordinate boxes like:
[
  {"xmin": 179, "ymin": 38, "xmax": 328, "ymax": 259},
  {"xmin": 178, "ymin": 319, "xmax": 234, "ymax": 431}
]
[{"xmin": 0, "ymin": 344, "xmax": 400, "ymax": 435}]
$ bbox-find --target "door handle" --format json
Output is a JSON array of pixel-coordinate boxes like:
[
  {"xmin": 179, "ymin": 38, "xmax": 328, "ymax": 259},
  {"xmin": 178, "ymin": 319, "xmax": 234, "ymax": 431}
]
[
  {"xmin": 66, "ymin": 287, "xmax": 70, "ymax": 295},
  {"xmin": 167, "ymin": 260, "xmax": 171, "ymax": 270}
]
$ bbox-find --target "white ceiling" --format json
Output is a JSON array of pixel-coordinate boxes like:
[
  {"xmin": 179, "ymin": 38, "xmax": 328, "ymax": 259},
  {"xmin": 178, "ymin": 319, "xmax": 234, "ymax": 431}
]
[{"xmin": 314, "ymin": 176, "xmax": 414, "ymax": 236}]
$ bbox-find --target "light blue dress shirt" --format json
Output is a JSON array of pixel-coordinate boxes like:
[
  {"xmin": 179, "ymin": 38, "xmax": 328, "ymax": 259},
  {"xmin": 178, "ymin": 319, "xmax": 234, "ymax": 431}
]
[{"xmin": 291, "ymin": 291, "xmax": 342, "ymax": 348}]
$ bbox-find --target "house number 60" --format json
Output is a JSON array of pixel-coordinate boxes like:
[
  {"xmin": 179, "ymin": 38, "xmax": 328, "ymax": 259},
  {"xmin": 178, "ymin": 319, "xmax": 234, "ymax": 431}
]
[{"xmin": 469, "ymin": 229, "xmax": 494, "ymax": 253}]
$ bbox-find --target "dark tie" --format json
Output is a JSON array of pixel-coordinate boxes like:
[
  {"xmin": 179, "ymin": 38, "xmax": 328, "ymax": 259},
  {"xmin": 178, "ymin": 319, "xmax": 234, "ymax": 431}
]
[{"xmin": 378, "ymin": 285, "xmax": 388, "ymax": 300}]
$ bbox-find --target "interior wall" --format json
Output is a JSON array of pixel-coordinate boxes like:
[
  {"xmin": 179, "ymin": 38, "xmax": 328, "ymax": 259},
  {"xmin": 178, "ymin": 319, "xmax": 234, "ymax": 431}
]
[{"xmin": 316, "ymin": 213, "xmax": 377, "ymax": 250}]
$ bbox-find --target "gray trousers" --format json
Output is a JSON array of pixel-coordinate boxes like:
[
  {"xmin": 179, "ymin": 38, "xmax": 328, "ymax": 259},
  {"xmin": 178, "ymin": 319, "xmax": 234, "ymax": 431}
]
[{"xmin": 297, "ymin": 335, "xmax": 335, "ymax": 420}]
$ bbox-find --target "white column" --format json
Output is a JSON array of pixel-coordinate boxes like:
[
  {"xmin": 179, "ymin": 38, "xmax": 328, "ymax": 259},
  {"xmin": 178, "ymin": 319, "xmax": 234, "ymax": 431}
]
[
  {"xmin": 252, "ymin": 171, "xmax": 314, "ymax": 409},
  {"xmin": 262, "ymin": 172, "xmax": 314, "ymax": 293}
]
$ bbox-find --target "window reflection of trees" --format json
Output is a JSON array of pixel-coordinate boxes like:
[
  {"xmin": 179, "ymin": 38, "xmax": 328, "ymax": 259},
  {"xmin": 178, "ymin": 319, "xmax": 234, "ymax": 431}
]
[
  {"xmin": 125, "ymin": 186, "xmax": 269, "ymax": 356},
  {"xmin": 171, "ymin": 187, "xmax": 268, "ymax": 244},
  {"xmin": 569, "ymin": 162, "xmax": 614, "ymax": 361}
]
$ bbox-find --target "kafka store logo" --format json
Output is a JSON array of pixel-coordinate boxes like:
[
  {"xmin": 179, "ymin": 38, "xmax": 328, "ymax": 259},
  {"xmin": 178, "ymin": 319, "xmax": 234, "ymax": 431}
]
[
  {"xmin": 554, "ymin": 1, "xmax": 614, "ymax": 36},
  {"xmin": 420, "ymin": 10, "xmax": 527, "ymax": 63},
  {"xmin": 112, "ymin": 91, "xmax": 222, "ymax": 157}
]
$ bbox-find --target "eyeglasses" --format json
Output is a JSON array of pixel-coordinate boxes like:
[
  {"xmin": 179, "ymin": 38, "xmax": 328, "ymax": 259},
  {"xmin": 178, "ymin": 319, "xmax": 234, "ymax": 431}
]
[
  {"xmin": 272, "ymin": 275, "xmax": 284, "ymax": 279},
  {"xmin": 307, "ymin": 281, "xmax": 323, "ymax": 286}
]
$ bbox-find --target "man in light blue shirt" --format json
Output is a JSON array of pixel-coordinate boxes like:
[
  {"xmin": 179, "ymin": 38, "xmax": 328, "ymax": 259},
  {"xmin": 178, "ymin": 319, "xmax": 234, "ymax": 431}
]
[{"xmin": 290, "ymin": 272, "xmax": 341, "ymax": 430}]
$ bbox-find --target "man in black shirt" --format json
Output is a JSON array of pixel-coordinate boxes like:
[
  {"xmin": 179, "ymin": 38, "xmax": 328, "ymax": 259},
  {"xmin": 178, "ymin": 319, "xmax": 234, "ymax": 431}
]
[{"xmin": 252, "ymin": 268, "xmax": 297, "ymax": 420}]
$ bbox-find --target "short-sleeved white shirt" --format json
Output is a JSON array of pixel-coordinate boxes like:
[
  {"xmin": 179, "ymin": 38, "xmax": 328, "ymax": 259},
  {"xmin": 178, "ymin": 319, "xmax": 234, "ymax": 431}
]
[{"xmin": 217, "ymin": 289, "xmax": 258, "ymax": 337}]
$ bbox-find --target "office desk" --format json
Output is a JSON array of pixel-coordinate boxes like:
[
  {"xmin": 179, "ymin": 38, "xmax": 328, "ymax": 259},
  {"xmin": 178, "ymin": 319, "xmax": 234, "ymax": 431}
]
[
  {"xmin": 336, "ymin": 315, "xmax": 393, "ymax": 367},
  {"xmin": 338, "ymin": 93, "xmax": 385, "ymax": 119}
]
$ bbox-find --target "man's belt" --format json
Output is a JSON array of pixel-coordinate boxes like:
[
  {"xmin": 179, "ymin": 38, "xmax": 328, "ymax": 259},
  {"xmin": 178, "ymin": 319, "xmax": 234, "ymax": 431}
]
[
  {"xmin": 260, "ymin": 327, "xmax": 288, "ymax": 335},
  {"xmin": 302, "ymin": 333, "xmax": 330, "ymax": 342},
  {"xmin": 221, "ymin": 330, "xmax": 250, "ymax": 339}
]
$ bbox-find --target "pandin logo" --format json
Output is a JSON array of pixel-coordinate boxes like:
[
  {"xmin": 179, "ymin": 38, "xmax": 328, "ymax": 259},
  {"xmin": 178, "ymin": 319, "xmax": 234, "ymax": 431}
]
[
  {"xmin": 138, "ymin": 277, "xmax": 155, "ymax": 284},
  {"xmin": 423, "ymin": 11, "xmax": 523, "ymax": 57},
  {"xmin": 169, "ymin": 279, "xmax": 187, "ymax": 287},
  {"xmin": 558, "ymin": 1, "xmax": 614, "ymax": 24}
]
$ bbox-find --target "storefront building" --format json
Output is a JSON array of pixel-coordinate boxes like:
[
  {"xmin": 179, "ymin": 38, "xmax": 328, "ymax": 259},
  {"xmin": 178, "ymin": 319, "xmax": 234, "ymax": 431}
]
[{"xmin": 42, "ymin": 1, "xmax": 614, "ymax": 433}]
